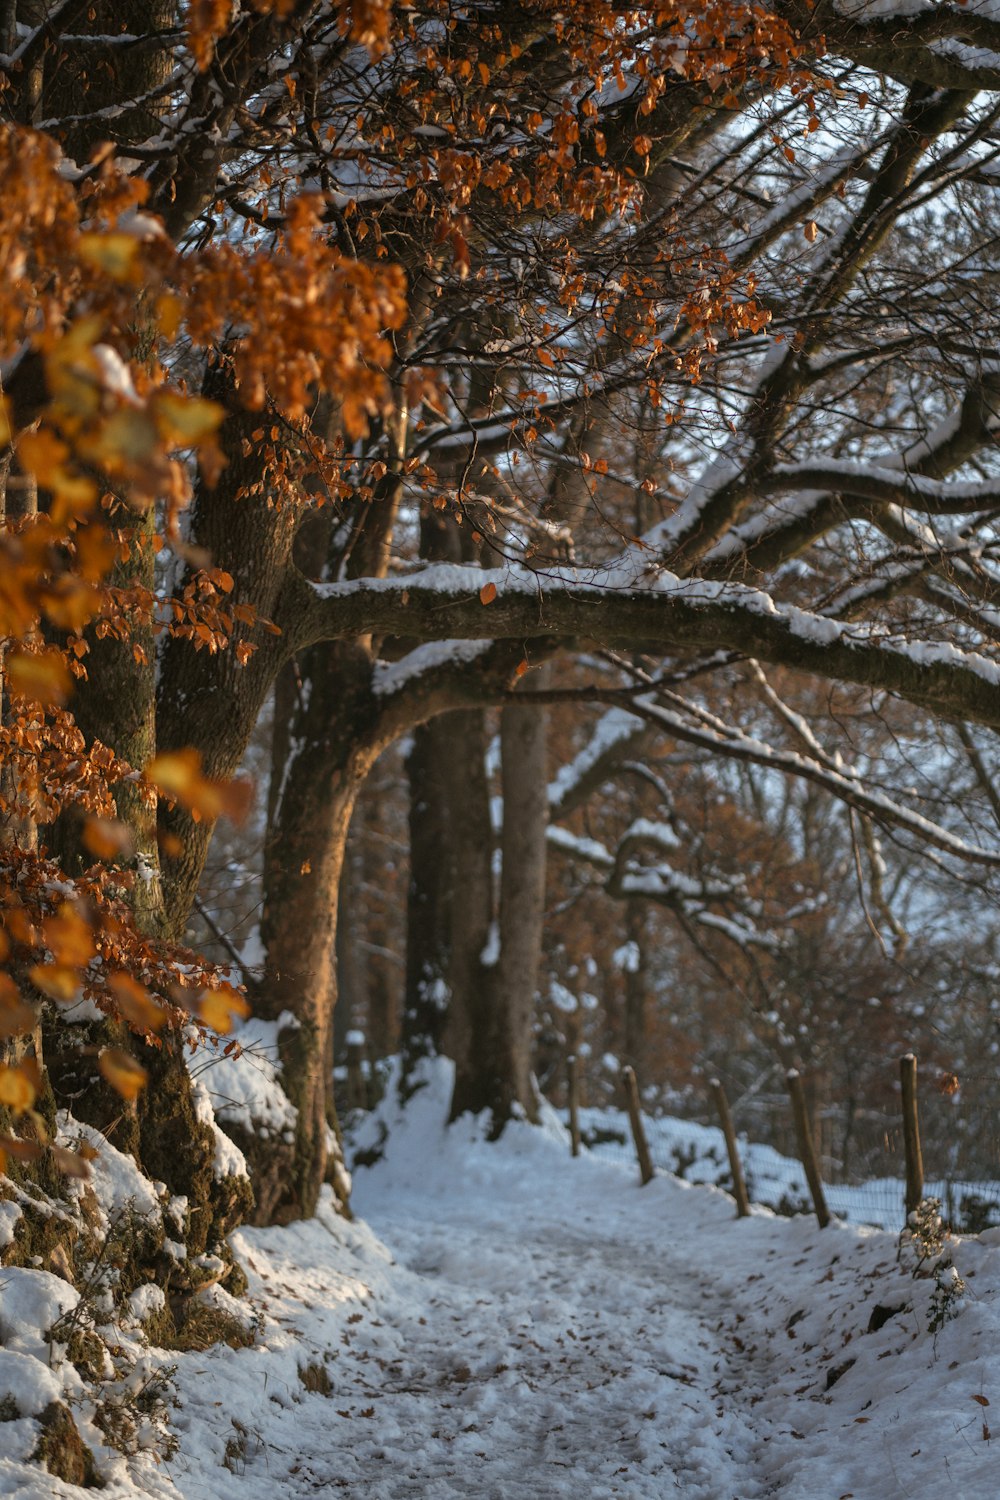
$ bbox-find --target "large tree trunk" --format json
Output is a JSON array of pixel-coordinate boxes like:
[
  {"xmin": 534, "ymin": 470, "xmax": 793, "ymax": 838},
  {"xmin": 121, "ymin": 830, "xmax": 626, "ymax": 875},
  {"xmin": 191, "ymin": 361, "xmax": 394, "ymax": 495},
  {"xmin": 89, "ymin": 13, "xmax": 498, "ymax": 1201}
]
[
  {"xmin": 400, "ymin": 715, "xmax": 459, "ymax": 1094},
  {"xmin": 446, "ymin": 683, "xmax": 549, "ymax": 1133},
  {"xmin": 248, "ymin": 642, "xmax": 378, "ymax": 1222},
  {"xmin": 439, "ymin": 710, "xmax": 496, "ymax": 1119},
  {"xmin": 487, "ymin": 687, "xmax": 549, "ymax": 1127}
]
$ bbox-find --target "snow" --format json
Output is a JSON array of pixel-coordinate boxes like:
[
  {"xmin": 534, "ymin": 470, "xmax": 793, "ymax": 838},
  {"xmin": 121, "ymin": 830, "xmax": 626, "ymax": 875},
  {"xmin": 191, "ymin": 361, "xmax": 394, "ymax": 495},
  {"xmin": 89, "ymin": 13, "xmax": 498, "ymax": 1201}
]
[
  {"xmin": 479, "ymin": 920, "xmax": 500, "ymax": 968},
  {"xmin": 373, "ymin": 640, "xmax": 495, "ymax": 697},
  {"xmin": 548, "ymin": 707, "xmax": 645, "ymax": 810},
  {"xmin": 58, "ymin": 1113, "xmax": 161, "ymax": 1224},
  {"xmin": 188, "ymin": 1015, "xmax": 299, "ymax": 1142},
  {"xmin": 190, "ymin": 1072, "xmax": 251, "ymax": 1181},
  {"xmin": 0, "ymin": 1201, "xmax": 21, "ymax": 1249},
  {"xmin": 3, "ymin": 1065, "xmax": 1000, "ymax": 1496}
]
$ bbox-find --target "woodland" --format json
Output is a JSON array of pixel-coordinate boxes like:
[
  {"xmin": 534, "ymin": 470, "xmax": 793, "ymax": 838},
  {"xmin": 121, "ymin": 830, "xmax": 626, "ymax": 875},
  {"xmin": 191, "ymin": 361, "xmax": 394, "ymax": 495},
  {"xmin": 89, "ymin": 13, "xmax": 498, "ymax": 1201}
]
[{"xmin": 3, "ymin": 1, "xmax": 1000, "ymax": 1483}]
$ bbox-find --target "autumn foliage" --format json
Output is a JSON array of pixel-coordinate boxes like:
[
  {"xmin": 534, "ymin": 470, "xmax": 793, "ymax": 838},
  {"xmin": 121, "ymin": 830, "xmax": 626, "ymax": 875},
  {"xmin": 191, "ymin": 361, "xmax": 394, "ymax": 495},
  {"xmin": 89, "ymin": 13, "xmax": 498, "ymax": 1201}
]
[{"xmin": 0, "ymin": 7, "xmax": 412, "ymax": 1148}]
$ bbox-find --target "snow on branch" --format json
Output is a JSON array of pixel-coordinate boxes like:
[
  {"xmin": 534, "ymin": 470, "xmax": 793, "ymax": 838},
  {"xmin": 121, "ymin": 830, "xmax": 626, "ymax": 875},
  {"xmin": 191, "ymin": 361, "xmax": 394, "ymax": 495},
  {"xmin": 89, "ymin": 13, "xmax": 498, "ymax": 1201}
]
[
  {"xmin": 300, "ymin": 564, "xmax": 1000, "ymax": 733},
  {"xmin": 628, "ymin": 694, "xmax": 1000, "ymax": 868}
]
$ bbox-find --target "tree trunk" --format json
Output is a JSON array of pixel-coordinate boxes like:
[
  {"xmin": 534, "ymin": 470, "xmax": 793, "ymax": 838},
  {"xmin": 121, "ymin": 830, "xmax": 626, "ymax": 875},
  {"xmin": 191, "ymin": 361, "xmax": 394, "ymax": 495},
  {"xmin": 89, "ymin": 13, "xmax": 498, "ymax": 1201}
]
[
  {"xmin": 438, "ymin": 710, "xmax": 496, "ymax": 1118},
  {"xmin": 400, "ymin": 715, "xmax": 458, "ymax": 1094},
  {"xmin": 447, "ymin": 683, "xmax": 549, "ymax": 1133},
  {"xmin": 489, "ymin": 687, "xmax": 549, "ymax": 1127},
  {"xmin": 622, "ymin": 899, "xmax": 650, "ymax": 1078},
  {"xmin": 249, "ymin": 642, "xmax": 378, "ymax": 1223}
]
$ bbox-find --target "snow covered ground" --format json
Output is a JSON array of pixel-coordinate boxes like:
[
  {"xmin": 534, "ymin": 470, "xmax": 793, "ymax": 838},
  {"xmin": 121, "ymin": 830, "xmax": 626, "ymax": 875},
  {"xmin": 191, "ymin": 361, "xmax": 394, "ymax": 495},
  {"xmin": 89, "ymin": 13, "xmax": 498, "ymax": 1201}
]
[{"xmin": 3, "ymin": 1059, "xmax": 1000, "ymax": 1497}]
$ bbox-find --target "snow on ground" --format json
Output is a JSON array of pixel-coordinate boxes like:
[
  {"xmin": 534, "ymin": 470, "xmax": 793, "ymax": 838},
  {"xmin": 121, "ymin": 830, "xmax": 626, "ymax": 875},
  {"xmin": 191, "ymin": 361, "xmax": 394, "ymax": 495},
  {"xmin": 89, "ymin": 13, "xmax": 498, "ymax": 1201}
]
[{"xmin": 4, "ymin": 1059, "xmax": 1000, "ymax": 1497}]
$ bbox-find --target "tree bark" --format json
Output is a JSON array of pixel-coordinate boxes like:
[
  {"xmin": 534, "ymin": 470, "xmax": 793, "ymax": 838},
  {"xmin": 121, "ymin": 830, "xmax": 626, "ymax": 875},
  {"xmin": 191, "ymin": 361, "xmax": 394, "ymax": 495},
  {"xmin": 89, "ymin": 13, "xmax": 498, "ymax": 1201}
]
[
  {"xmin": 400, "ymin": 715, "xmax": 457, "ymax": 1094},
  {"xmin": 447, "ymin": 679, "xmax": 549, "ymax": 1133},
  {"xmin": 440, "ymin": 710, "xmax": 496, "ymax": 1119},
  {"xmin": 489, "ymin": 684, "xmax": 549, "ymax": 1127},
  {"xmin": 249, "ymin": 642, "xmax": 378, "ymax": 1222},
  {"xmin": 622, "ymin": 899, "xmax": 650, "ymax": 1080}
]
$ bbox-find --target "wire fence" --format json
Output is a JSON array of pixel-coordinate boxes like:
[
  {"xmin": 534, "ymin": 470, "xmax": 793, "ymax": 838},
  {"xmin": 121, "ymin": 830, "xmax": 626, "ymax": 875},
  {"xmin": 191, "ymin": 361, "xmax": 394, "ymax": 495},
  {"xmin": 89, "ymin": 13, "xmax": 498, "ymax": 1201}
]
[{"xmin": 565, "ymin": 1065, "xmax": 1000, "ymax": 1234}]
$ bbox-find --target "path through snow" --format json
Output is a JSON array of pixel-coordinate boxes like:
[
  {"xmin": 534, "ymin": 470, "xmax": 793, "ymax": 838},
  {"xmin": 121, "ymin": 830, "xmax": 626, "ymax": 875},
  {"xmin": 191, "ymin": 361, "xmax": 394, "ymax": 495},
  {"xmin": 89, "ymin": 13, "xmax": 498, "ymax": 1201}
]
[
  {"xmin": 156, "ymin": 1064, "xmax": 1000, "ymax": 1500},
  {"xmin": 7, "ymin": 1061, "xmax": 996, "ymax": 1497}
]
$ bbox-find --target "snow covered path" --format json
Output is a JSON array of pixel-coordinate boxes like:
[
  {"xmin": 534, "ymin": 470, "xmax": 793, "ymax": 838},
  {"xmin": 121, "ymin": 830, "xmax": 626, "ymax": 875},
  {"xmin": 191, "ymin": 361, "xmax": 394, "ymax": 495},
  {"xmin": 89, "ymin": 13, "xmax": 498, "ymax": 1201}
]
[
  {"xmin": 5, "ymin": 1065, "xmax": 1000, "ymax": 1498},
  {"xmin": 157, "ymin": 1067, "xmax": 1000, "ymax": 1500},
  {"xmin": 347, "ymin": 1182, "xmax": 769, "ymax": 1499}
]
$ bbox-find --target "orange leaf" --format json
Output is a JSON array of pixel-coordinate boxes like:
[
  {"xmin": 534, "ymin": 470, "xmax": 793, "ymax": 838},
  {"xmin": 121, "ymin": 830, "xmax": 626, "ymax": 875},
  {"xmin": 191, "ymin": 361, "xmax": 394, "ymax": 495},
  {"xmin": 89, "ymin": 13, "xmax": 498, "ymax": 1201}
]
[
  {"xmin": 145, "ymin": 748, "xmax": 202, "ymax": 801},
  {"xmin": 0, "ymin": 1133, "xmax": 42, "ymax": 1162},
  {"xmin": 0, "ymin": 1063, "xmax": 38, "ymax": 1113},
  {"xmin": 0, "ymin": 996, "xmax": 36, "ymax": 1039},
  {"xmin": 82, "ymin": 817, "xmax": 135, "ymax": 862},
  {"xmin": 5, "ymin": 650, "xmax": 73, "ymax": 706},
  {"xmin": 98, "ymin": 1048, "xmax": 148, "ymax": 1101},
  {"xmin": 51, "ymin": 1145, "xmax": 92, "ymax": 1180},
  {"xmin": 219, "ymin": 775, "xmax": 254, "ymax": 825},
  {"xmin": 197, "ymin": 984, "xmax": 251, "ymax": 1036},
  {"xmin": 27, "ymin": 963, "xmax": 81, "ymax": 1003},
  {"xmin": 106, "ymin": 972, "xmax": 166, "ymax": 1032},
  {"xmin": 479, "ymin": 581, "xmax": 497, "ymax": 605},
  {"xmin": 42, "ymin": 904, "xmax": 95, "ymax": 967}
]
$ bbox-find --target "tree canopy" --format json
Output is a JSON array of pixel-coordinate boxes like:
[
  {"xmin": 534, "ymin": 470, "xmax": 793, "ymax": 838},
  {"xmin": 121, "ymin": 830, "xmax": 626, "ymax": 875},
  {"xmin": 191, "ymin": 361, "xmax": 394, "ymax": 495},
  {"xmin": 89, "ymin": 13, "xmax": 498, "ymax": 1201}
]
[{"xmin": 3, "ymin": 0, "xmax": 1000, "ymax": 1213}]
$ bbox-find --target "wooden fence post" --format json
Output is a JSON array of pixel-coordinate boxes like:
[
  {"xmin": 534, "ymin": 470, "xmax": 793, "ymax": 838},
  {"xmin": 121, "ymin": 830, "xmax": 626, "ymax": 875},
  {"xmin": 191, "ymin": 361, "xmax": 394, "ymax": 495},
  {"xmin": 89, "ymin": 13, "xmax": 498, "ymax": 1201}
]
[
  {"xmin": 786, "ymin": 1069, "xmax": 830, "ymax": 1228},
  {"xmin": 710, "ymin": 1078, "xmax": 751, "ymax": 1218},
  {"xmin": 900, "ymin": 1052, "xmax": 924, "ymax": 1223},
  {"xmin": 567, "ymin": 1052, "xmax": 581, "ymax": 1158},
  {"xmin": 621, "ymin": 1065, "xmax": 654, "ymax": 1185}
]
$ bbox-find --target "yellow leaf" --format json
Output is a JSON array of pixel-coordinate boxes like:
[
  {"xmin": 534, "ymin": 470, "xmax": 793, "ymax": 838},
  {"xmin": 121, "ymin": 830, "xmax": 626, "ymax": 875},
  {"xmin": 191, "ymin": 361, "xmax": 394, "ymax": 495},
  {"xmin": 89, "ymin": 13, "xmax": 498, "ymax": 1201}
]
[
  {"xmin": 78, "ymin": 232, "xmax": 141, "ymax": 281},
  {"xmin": 95, "ymin": 408, "xmax": 159, "ymax": 466},
  {"xmin": 27, "ymin": 963, "xmax": 81, "ymax": 1003},
  {"xmin": 41, "ymin": 904, "xmax": 95, "ymax": 967},
  {"xmin": 5, "ymin": 649, "xmax": 73, "ymax": 706},
  {"xmin": 0, "ymin": 1063, "xmax": 37, "ymax": 1113},
  {"xmin": 17, "ymin": 428, "xmax": 96, "ymax": 507},
  {"xmin": 156, "ymin": 291, "xmax": 184, "ymax": 341},
  {"xmin": 145, "ymin": 748, "xmax": 203, "ymax": 800},
  {"xmin": 197, "ymin": 984, "xmax": 250, "ymax": 1035},
  {"xmin": 154, "ymin": 393, "xmax": 225, "ymax": 447},
  {"xmin": 98, "ymin": 1048, "xmax": 148, "ymax": 1101}
]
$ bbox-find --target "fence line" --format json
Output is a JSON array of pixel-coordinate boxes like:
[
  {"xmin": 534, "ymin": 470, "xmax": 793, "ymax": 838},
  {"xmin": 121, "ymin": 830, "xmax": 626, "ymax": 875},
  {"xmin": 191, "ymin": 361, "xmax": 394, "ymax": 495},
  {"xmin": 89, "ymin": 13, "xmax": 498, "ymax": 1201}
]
[{"xmin": 564, "ymin": 1052, "xmax": 1000, "ymax": 1234}]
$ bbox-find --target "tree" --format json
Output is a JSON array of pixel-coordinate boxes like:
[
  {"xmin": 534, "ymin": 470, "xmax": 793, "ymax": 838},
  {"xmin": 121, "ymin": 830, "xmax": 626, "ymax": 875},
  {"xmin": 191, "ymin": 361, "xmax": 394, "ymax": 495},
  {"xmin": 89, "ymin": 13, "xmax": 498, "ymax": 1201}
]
[{"xmin": 6, "ymin": 0, "xmax": 1000, "ymax": 1227}]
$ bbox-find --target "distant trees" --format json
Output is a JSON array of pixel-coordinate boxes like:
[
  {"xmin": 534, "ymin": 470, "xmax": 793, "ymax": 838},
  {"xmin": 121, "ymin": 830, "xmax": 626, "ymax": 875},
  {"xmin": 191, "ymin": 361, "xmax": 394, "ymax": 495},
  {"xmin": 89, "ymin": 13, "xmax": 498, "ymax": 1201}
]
[{"xmin": 5, "ymin": 2, "xmax": 1000, "ymax": 1226}]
